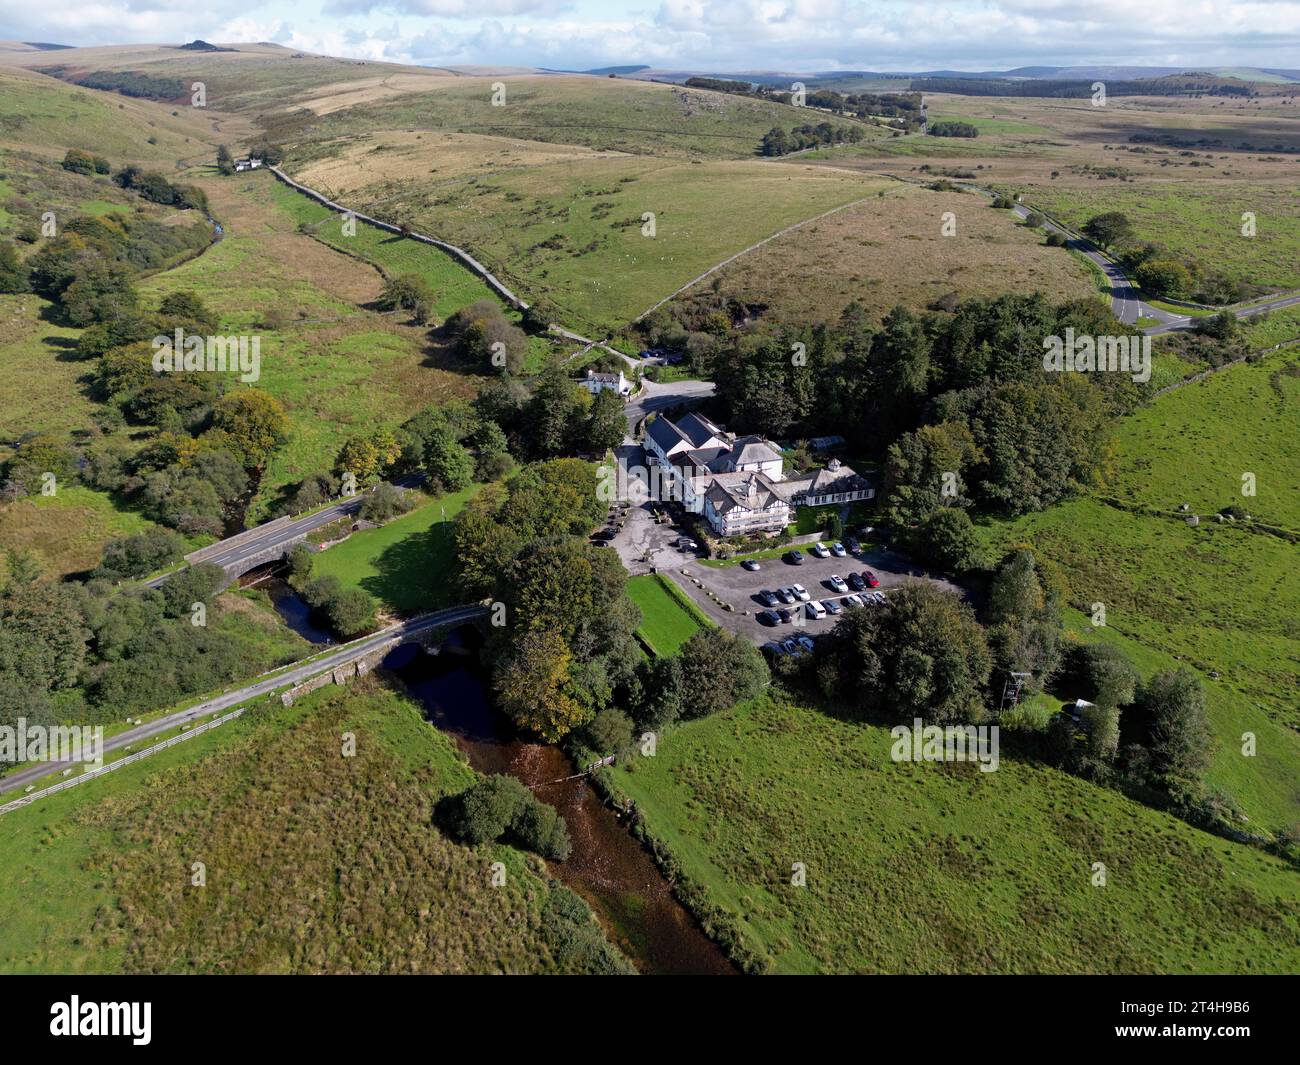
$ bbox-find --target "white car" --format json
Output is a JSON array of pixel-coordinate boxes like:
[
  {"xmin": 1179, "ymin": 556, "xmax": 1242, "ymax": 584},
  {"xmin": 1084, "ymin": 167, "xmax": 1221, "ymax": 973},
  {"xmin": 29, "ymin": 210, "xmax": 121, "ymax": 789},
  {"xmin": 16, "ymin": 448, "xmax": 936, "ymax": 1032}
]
[
  {"xmin": 830, "ymin": 542, "xmax": 847, "ymax": 557},
  {"xmin": 809, "ymin": 543, "xmax": 830, "ymax": 558},
  {"xmin": 805, "ymin": 600, "xmax": 826, "ymax": 620},
  {"xmin": 792, "ymin": 583, "xmax": 811, "ymax": 602},
  {"xmin": 871, "ymin": 591, "xmax": 886, "ymax": 604},
  {"xmin": 828, "ymin": 574, "xmax": 848, "ymax": 593},
  {"xmin": 842, "ymin": 593, "xmax": 864, "ymax": 608}
]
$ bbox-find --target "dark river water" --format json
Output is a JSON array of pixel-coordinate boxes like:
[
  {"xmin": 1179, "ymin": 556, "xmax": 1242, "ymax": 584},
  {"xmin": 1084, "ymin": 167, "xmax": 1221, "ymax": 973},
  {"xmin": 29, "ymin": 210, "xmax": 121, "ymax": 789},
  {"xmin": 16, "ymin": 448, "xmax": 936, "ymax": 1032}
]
[{"xmin": 262, "ymin": 578, "xmax": 734, "ymax": 975}]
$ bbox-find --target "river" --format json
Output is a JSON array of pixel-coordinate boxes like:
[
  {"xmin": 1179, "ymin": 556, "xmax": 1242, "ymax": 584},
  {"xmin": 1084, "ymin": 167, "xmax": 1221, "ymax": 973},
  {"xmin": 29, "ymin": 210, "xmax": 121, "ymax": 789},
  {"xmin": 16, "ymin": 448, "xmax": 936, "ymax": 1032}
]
[{"xmin": 262, "ymin": 580, "xmax": 734, "ymax": 974}]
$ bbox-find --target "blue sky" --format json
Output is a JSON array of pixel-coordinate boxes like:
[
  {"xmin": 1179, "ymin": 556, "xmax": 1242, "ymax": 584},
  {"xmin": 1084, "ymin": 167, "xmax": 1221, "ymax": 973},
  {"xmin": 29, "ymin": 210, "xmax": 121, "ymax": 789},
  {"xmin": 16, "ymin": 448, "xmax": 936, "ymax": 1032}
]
[{"xmin": 2, "ymin": 0, "xmax": 1299, "ymax": 73}]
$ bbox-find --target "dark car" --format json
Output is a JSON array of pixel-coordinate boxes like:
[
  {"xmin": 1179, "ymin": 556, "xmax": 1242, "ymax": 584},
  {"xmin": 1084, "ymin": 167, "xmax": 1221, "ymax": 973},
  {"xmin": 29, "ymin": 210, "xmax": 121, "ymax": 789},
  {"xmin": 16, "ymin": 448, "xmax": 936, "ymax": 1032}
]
[
  {"xmin": 758, "ymin": 589, "xmax": 779, "ymax": 607},
  {"xmin": 863, "ymin": 571, "xmax": 880, "ymax": 588},
  {"xmin": 776, "ymin": 587, "xmax": 796, "ymax": 605},
  {"xmin": 847, "ymin": 572, "xmax": 866, "ymax": 591},
  {"xmin": 758, "ymin": 609, "xmax": 781, "ymax": 626},
  {"xmin": 785, "ymin": 549, "xmax": 805, "ymax": 565},
  {"xmin": 777, "ymin": 607, "xmax": 795, "ymax": 624},
  {"xmin": 741, "ymin": 559, "xmax": 761, "ymax": 571},
  {"xmin": 592, "ymin": 528, "xmax": 618, "ymax": 541}
]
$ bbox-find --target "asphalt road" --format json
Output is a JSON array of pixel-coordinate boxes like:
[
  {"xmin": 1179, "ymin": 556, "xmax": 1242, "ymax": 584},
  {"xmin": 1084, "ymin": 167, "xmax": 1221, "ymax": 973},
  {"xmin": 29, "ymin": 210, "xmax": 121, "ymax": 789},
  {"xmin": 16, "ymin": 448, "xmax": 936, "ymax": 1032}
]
[
  {"xmin": 0, "ymin": 605, "xmax": 486, "ymax": 797},
  {"xmin": 624, "ymin": 378, "xmax": 716, "ymax": 435}
]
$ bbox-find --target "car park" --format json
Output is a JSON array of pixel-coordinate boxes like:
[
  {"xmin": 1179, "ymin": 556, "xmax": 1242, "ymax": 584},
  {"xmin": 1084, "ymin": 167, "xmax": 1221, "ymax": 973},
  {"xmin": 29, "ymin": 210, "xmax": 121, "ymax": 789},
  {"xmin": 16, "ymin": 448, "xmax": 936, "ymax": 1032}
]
[
  {"xmin": 823, "ymin": 598, "xmax": 843, "ymax": 615},
  {"xmin": 828, "ymin": 574, "xmax": 848, "ymax": 593},
  {"xmin": 785, "ymin": 549, "xmax": 804, "ymax": 565},
  {"xmin": 830, "ymin": 542, "xmax": 847, "ymax": 557},
  {"xmin": 792, "ymin": 584, "xmax": 811, "ymax": 601},
  {"xmin": 805, "ymin": 600, "xmax": 826, "ymax": 620},
  {"xmin": 809, "ymin": 543, "xmax": 830, "ymax": 559}
]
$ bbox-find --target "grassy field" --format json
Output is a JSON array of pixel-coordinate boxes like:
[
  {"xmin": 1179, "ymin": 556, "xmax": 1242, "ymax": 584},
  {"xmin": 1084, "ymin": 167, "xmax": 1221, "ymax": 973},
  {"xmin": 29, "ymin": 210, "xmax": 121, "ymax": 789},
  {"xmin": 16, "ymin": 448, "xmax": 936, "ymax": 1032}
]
[
  {"xmin": 289, "ymin": 152, "xmax": 887, "ymax": 334},
  {"xmin": 310, "ymin": 486, "xmax": 479, "ymax": 613},
  {"xmin": 604, "ymin": 691, "xmax": 1300, "ymax": 974},
  {"xmin": 971, "ymin": 350, "xmax": 1300, "ymax": 832},
  {"xmin": 626, "ymin": 574, "xmax": 709, "ymax": 655},
  {"xmin": 678, "ymin": 178, "xmax": 1095, "ymax": 325},
  {"xmin": 1028, "ymin": 182, "xmax": 1300, "ymax": 291},
  {"xmin": 0, "ymin": 677, "xmax": 625, "ymax": 974},
  {"xmin": 0, "ymin": 487, "xmax": 168, "ymax": 579}
]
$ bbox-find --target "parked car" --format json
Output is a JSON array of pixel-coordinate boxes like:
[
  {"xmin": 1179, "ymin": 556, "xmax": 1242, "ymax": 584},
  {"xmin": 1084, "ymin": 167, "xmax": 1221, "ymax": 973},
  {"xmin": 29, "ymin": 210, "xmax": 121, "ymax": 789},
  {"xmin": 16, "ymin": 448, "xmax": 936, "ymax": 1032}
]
[
  {"xmin": 863, "ymin": 571, "xmax": 880, "ymax": 588},
  {"xmin": 741, "ymin": 559, "xmax": 761, "ymax": 571},
  {"xmin": 761, "ymin": 641, "xmax": 785, "ymax": 658},
  {"xmin": 846, "ymin": 537, "xmax": 861, "ymax": 553},
  {"xmin": 809, "ymin": 543, "xmax": 830, "ymax": 559},
  {"xmin": 872, "ymin": 591, "xmax": 886, "ymax": 604},
  {"xmin": 776, "ymin": 587, "xmax": 796, "ymax": 605},
  {"xmin": 828, "ymin": 574, "xmax": 848, "ymax": 593},
  {"xmin": 805, "ymin": 600, "xmax": 826, "ymax": 620},
  {"xmin": 847, "ymin": 572, "xmax": 866, "ymax": 591},
  {"xmin": 678, "ymin": 538, "xmax": 698, "ymax": 551},
  {"xmin": 758, "ymin": 589, "xmax": 780, "ymax": 607},
  {"xmin": 830, "ymin": 542, "xmax": 847, "ymax": 557},
  {"xmin": 758, "ymin": 609, "xmax": 781, "ymax": 626},
  {"xmin": 777, "ymin": 607, "xmax": 795, "ymax": 624},
  {"xmin": 592, "ymin": 528, "xmax": 618, "ymax": 541},
  {"xmin": 823, "ymin": 598, "xmax": 843, "ymax": 615},
  {"xmin": 795, "ymin": 634, "xmax": 815, "ymax": 653},
  {"xmin": 785, "ymin": 549, "xmax": 804, "ymax": 565},
  {"xmin": 791, "ymin": 583, "xmax": 811, "ymax": 602},
  {"xmin": 842, "ymin": 593, "xmax": 864, "ymax": 608},
  {"xmin": 780, "ymin": 637, "xmax": 803, "ymax": 656}
]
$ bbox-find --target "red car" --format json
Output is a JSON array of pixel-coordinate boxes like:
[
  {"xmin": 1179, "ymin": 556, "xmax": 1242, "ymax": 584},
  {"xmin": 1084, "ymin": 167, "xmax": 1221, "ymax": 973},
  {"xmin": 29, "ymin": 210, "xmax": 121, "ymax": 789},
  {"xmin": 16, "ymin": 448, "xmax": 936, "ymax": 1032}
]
[{"xmin": 863, "ymin": 571, "xmax": 880, "ymax": 588}]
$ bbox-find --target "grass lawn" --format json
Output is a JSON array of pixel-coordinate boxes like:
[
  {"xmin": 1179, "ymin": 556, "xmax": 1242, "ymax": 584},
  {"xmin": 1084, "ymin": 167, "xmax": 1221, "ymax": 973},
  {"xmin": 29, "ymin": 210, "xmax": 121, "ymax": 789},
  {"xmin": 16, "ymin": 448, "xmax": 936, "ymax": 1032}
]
[
  {"xmin": 626, "ymin": 574, "xmax": 709, "ymax": 655},
  {"xmin": 603, "ymin": 692, "xmax": 1300, "ymax": 974},
  {"xmin": 309, "ymin": 486, "xmax": 479, "ymax": 613}
]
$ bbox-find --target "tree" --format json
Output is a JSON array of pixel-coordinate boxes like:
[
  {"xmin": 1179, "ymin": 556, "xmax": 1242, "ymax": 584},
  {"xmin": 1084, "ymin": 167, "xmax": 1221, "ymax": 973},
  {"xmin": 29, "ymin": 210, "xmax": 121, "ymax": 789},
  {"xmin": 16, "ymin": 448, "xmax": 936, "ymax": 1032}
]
[
  {"xmin": 360, "ymin": 482, "xmax": 413, "ymax": 523},
  {"xmin": 212, "ymin": 390, "xmax": 289, "ymax": 468},
  {"xmin": 159, "ymin": 562, "xmax": 226, "ymax": 618},
  {"xmin": 494, "ymin": 629, "xmax": 590, "ymax": 741},
  {"xmin": 525, "ymin": 366, "xmax": 588, "ymax": 458},
  {"xmin": 677, "ymin": 629, "xmax": 770, "ymax": 719},
  {"xmin": 94, "ymin": 528, "xmax": 186, "ymax": 580},
  {"xmin": 324, "ymin": 586, "xmax": 375, "ymax": 636},
  {"xmin": 378, "ymin": 273, "xmax": 435, "ymax": 324},
  {"xmin": 61, "ymin": 262, "xmax": 138, "ymax": 326},
  {"xmin": 335, "ymin": 429, "xmax": 402, "ymax": 484},
  {"xmin": 470, "ymin": 420, "xmax": 513, "ymax": 482},
  {"xmin": 216, "ymin": 145, "xmax": 235, "ymax": 176},
  {"xmin": 1141, "ymin": 668, "xmax": 1213, "ymax": 803},
  {"xmin": 444, "ymin": 774, "xmax": 530, "ymax": 844},
  {"xmin": 1073, "ymin": 643, "xmax": 1139, "ymax": 707},
  {"xmin": 287, "ymin": 543, "xmax": 314, "ymax": 588},
  {"xmin": 822, "ymin": 581, "xmax": 992, "ymax": 723},
  {"xmin": 0, "ymin": 242, "xmax": 28, "ymax": 294},
  {"xmin": 1082, "ymin": 211, "xmax": 1135, "ymax": 249},
  {"xmin": 423, "ymin": 425, "xmax": 474, "ymax": 494},
  {"xmin": 584, "ymin": 387, "xmax": 627, "ymax": 453},
  {"xmin": 1134, "ymin": 258, "xmax": 1193, "ymax": 299},
  {"xmin": 911, "ymin": 508, "xmax": 982, "ymax": 573},
  {"xmin": 583, "ymin": 708, "xmax": 634, "ymax": 755},
  {"xmin": 511, "ymin": 798, "xmax": 572, "ymax": 860},
  {"xmin": 158, "ymin": 290, "xmax": 218, "ymax": 334}
]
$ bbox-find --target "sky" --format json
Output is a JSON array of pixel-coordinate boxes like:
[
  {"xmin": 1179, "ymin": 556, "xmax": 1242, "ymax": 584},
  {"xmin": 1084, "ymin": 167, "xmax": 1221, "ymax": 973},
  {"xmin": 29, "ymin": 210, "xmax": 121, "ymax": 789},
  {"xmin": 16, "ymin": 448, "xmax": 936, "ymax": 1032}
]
[{"xmin": 2, "ymin": 0, "xmax": 1299, "ymax": 74}]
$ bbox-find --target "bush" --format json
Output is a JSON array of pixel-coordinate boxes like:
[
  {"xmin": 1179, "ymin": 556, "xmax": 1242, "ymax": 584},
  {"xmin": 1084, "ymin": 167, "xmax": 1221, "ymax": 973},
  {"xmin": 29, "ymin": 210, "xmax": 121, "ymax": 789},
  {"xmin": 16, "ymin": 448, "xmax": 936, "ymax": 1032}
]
[
  {"xmin": 677, "ymin": 629, "xmax": 770, "ymax": 719},
  {"xmin": 360, "ymin": 482, "xmax": 414, "ymax": 523},
  {"xmin": 582, "ymin": 708, "xmax": 634, "ymax": 755},
  {"xmin": 443, "ymin": 774, "xmax": 572, "ymax": 860},
  {"xmin": 95, "ymin": 528, "xmax": 186, "ymax": 580}
]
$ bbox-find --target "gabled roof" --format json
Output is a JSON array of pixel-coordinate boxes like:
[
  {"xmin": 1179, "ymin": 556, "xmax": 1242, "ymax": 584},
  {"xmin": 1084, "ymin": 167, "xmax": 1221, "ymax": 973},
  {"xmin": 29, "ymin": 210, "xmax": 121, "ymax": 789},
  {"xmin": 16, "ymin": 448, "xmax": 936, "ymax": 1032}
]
[
  {"xmin": 704, "ymin": 471, "xmax": 788, "ymax": 515},
  {"xmin": 676, "ymin": 411, "xmax": 728, "ymax": 448},
  {"xmin": 646, "ymin": 416, "xmax": 691, "ymax": 455},
  {"xmin": 729, "ymin": 435, "xmax": 783, "ymax": 467}
]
